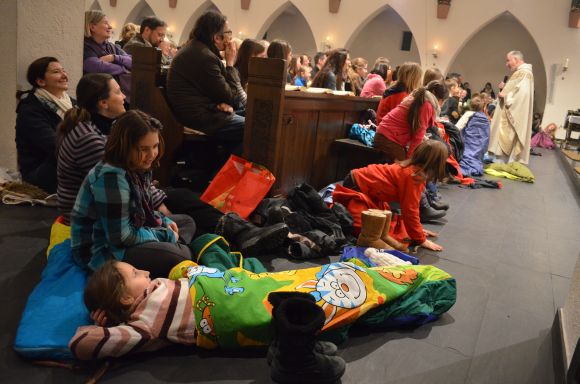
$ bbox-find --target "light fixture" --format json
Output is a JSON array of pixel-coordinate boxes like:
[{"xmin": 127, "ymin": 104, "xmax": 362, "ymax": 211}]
[
  {"xmin": 562, "ymin": 58, "xmax": 570, "ymax": 79},
  {"xmin": 432, "ymin": 45, "xmax": 439, "ymax": 59}
]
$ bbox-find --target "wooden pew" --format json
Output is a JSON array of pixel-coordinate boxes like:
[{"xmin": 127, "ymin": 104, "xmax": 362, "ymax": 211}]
[
  {"xmin": 244, "ymin": 57, "xmax": 381, "ymax": 196},
  {"xmin": 130, "ymin": 46, "xmax": 188, "ymax": 187}
]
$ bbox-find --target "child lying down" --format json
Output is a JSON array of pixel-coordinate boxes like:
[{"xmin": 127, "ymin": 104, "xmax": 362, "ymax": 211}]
[{"xmin": 69, "ymin": 257, "xmax": 456, "ymax": 359}]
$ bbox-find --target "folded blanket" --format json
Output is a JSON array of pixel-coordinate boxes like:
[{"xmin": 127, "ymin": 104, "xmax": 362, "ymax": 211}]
[{"xmin": 484, "ymin": 162, "xmax": 535, "ymax": 183}]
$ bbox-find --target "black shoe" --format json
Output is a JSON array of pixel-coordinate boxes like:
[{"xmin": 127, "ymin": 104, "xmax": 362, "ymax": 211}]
[
  {"xmin": 215, "ymin": 212, "xmax": 289, "ymax": 257},
  {"xmin": 267, "ymin": 340, "xmax": 338, "ymax": 365},
  {"xmin": 420, "ymin": 194, "xmax": 446, "ymax": 222},
  {"xmin": 429, "ymin": 199, "xmax": 449, "ymax": 211}
]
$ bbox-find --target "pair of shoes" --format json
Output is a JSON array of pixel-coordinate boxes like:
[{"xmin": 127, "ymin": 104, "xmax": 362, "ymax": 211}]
[
  {"xmin": 215, "ymin": 212, "xmax": 289, "ymax": 257},
  {"xmin": 420, "ymin": 194, "xmax": 446, "ymax": 222},
  {"xmin": 268, "ymin": 292, "xmax": 345, "ymax": 384}
]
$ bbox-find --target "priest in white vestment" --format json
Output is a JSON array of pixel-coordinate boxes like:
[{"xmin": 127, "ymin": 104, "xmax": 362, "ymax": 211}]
[{"xmin": 488, "ymin": 51, "xmax": 534, "ymax": 164}]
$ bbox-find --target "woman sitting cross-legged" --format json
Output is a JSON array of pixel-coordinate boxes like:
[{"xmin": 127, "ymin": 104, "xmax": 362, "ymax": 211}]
[{"xmin": 70, "ymin": 110, "xmax": 195, "ymax": 278}]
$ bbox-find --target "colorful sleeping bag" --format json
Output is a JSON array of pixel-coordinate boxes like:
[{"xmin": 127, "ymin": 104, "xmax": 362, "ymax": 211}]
[{"xmin": 169, "ymin": 259, "xmax": 456, "ymax": 349}]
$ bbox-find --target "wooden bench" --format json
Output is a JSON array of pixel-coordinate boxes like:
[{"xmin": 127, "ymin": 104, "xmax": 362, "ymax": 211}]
[
  {"xmin": 131, "ymin": 47, "xmax": 217, "ymax": 188},
  {"xmin": 244, "ymin": 57, "xmax": 380, "ymax": 195}
]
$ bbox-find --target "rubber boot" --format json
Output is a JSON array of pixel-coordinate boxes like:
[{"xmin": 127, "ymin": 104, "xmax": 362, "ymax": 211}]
[
  {"xmin": 215, "ymin": 212, "xmax": 289, "ymax": 257},
  {"xmin": 269, "ymin": 293, "xmax": 346, "ymax": 384},
  {"xmin": 419, "ymin": 193, "xmax": 446, "ymax": 223},
  {"xmin": 356, "ymin": 210, "xmax": 391, "ymax": 249},
  {"xmin": 367, "ymin": 209, "xmax": 408, "ymax": 252},
  {"xmin": 267, "ymin": 292, "xmax": 338, "ymax": 365}
]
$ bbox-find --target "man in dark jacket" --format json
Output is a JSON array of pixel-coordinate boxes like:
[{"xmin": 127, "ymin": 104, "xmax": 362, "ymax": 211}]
[
  {"xmin": 123, "ymin": 17, "xmax": 167, "ymax": 56},
  {"xmin": 166, "ymin": 10, "xmax": 245, "ymax": 149}
]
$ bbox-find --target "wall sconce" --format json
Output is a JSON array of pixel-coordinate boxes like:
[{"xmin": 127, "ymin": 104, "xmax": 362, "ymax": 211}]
[
  {"xmin": 320, "ymin": 36, "xmax": 332, "ymax": 52},
  {"xmin": 238, "ymin": 31, "xmax": 245, "ymax": 40},
  {"xmin": 432, "ymin": 45, "xmax": 439, "ymax": 59},
  {"xmin": 166, "ymin": 26, "xmax": 174, "ymax": 40},
  {"xmin": 562, "ymin": 58, "xmax": 570, "ymax": 79}
]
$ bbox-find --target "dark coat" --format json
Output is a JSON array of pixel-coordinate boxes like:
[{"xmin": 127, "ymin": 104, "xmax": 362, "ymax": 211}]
[
  {"xmin": 166, "ymin": 39, "xmax": 243, "ymax": 134},
  {"xmin": 15, "ymin": 93, "xmax": 62, "ymax": 176}
]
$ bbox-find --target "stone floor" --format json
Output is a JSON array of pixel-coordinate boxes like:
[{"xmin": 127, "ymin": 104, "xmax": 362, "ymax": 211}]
[{"xmin": 1, "ymin": 147, "xmax": 578, "ymax": 383}]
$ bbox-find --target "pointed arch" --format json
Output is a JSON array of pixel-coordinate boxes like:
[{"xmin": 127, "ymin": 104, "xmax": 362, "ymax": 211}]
[
  {"xmin": 179, "ymin": 1, "xmax": 221, "ymax": 45},
  {"xmin": 447, "ymin": 11, "xmax": 547, "ymax": 113},
  {"xmin": 124, "ymin": 0, "xmax": 156, "ymax": 26},
  {"xmin": 344, "ymin": 4, "xmax": 420, "ymax": 66},
  {"xmin": 88, "ymin": 0, "xmax": 101, "ymax": 11},
  {"xmin": 256, "ymin": 1, "xmax": 317, "ymax": 55}
]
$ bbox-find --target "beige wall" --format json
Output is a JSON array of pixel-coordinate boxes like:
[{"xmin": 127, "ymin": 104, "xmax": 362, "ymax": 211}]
[
  {"xmin": 347, "ymin": 6, "xmax": 421, "ymax": 68},
  {"xmin": 0, "ymin": 0, "xmax": 85, "ymax": 170},
  {"xmin": 0, "ymin": 1, "xmax": 18, "ymax": 169},
  {"xmin": 448, "ymin": 13, "xmax": 547, "ymax": 115}
]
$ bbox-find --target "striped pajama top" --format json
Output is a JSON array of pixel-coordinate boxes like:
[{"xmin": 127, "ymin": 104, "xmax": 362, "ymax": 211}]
[{"xmin": 69, "ymin": 278, "xmax": 196, "ymax": 360}]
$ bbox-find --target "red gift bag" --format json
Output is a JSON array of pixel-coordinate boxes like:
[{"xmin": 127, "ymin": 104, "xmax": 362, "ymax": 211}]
[{"xmin": 200, "ymin": 155, "xmax": 276, "ymax": 219}]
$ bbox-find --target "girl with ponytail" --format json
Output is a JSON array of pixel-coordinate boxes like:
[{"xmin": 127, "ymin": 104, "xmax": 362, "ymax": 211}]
[
  {"xmin": 57, "ymin": 73, "xmax": 130, "ymax": 224},
  {"xmin": 373, "ymin": 80, "xmax": 449, "ymax": 164}
]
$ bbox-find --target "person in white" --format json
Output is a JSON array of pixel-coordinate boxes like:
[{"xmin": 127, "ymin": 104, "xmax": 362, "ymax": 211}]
[{"xmin": 488, "ymin": 50, "xmax": 534, "ymax": 164}]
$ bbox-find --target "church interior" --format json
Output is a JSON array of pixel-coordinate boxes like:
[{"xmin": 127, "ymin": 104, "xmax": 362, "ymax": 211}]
[{"xmin": 1, "ymin": 1, "xmax": 579, "ymax": 383}]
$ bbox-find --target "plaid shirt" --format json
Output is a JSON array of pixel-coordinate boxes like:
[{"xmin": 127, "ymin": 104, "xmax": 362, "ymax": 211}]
[{"xmin": 71, "ymin": 162, "xmax": 176, "ymax": 271}]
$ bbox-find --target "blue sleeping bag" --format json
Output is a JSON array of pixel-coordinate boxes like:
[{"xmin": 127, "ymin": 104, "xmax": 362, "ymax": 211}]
[
  {"xmin": 459, "ymin": 111, "xmax": 490, "ymax": 177},
  {"xmin": 14, "ymin": 240, "xmax": 90, "ymax": 360}
]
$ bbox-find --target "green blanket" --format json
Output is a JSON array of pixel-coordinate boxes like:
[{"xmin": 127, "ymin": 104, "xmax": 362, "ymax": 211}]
[{"xmin": 484, "ymin": 162, "xmax": 535, "ymax": 182}]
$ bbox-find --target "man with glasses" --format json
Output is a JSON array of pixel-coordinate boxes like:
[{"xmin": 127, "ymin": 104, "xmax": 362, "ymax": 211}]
[{"xmin": 167, "ymin": 10, "xmax": 246, "ymax": 154}]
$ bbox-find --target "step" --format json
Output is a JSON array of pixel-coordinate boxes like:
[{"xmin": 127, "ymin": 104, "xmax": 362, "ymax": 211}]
[{"xmin": 563, "ymin": 149, "xmax": 580, "ymax": 162}]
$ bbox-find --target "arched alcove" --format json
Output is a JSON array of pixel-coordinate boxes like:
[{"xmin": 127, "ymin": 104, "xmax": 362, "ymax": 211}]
[
  {"xmin": 124, "ymin": 0, "xmax": 156, "ymax": 26},
  {"xmin": 179, "ymin": 1, "xmax": 221, "ymax": 45},
  {"xmin": 345, "ymin": 5, "xmax": 420, "ymax": 67},
  {"xmin": 447, "ymin": 11, "xmax": 547, "ymax": 114},
  {"xmin": 257, "ymin": 2, "xmax": 317, "ymax": 56},
  {"xmin": 88, "ymin": 0, "xmax": 101, "ymax": 11}
]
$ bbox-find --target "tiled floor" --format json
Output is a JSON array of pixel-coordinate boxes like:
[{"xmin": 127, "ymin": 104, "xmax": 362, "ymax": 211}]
[{"xmin": 1, "ymin": 147, "xmax": 578, "ymax": 383}]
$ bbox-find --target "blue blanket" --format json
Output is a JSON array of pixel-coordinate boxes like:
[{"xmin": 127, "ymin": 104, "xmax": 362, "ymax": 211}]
[
  {"xmin": 14, "ymin": 240, "xmax": 90, "ymax": 359},
  {"xmin": 459, "ymin": 112, "xmax": 490, "ymax": 176}
]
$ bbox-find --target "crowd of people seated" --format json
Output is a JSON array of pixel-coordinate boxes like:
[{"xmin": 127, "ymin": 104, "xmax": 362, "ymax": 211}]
[{"xmin": 11, "ymin": 7, "xmax": 549, "ymax": 383}]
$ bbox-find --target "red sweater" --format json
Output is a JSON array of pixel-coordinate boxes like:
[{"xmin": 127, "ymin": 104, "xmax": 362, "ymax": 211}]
[
  {"xmin": 352, "ymin": 163, "xmax": 426, "ymax": 243},
  {"xmin": 376, "ymin": 91, "xmax": 407, "ymax": 125},
  {"xmin": 376, "ymin": 99, "xmax": 434, "ymax": 157}
]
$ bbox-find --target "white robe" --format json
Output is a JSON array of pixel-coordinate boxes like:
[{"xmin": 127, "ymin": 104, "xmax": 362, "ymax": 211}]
[{"xmin": 488, "ymin": 63, "xmax": 534, "ymax": 164}]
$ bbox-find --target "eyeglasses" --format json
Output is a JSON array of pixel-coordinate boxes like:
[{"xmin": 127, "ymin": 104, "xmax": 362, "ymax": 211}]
[{"xmin": 220, "ymin": 30, "xmax": 233, "ymax": 38}]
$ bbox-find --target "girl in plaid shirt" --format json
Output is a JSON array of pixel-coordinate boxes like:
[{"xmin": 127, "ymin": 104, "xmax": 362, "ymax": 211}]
[{"xmin": 71, "ymin": 110, "xmax": 195, "ymax": 277}]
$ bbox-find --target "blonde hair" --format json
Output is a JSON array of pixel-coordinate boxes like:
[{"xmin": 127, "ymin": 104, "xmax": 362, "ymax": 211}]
[
  {"xmin": 120, "ymin": 22, "xmax": 138, "ymax": 43},
  {"xmin": 396, "ymin": 62, "xmax": 423, "ymax": 93},
  {"xmin": 84, "ymin": 10, "xmax": 106, "ymax": 38}
]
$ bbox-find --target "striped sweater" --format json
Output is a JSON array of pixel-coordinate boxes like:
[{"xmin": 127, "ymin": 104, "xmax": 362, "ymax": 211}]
[
  {"xmin": 57, "ymin": 120, "xmax": 166, "ymax": 224},
  {"xmin": 69, "ymin": 278, "xmax": 196, "ymax": 360}
]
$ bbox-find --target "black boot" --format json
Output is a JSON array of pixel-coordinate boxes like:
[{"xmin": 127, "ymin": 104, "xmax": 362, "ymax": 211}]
[
  {"xmin": 419, "ymin": 193, "xmax": 446, "ymax": 222},
  {"xmin": 215, "ymin": 212, "xmax": 289, "ymax": 257},
  {"xmin": 267, "ymin": 291, "xmax": 338, "ymax": 362},
  {"xmin": 427, "ymin": 194, "xmax": 450, "ymax": 211},
  {"xmin": 269, "ymin": 292, "xmax": 345, "ymax": 384}
]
